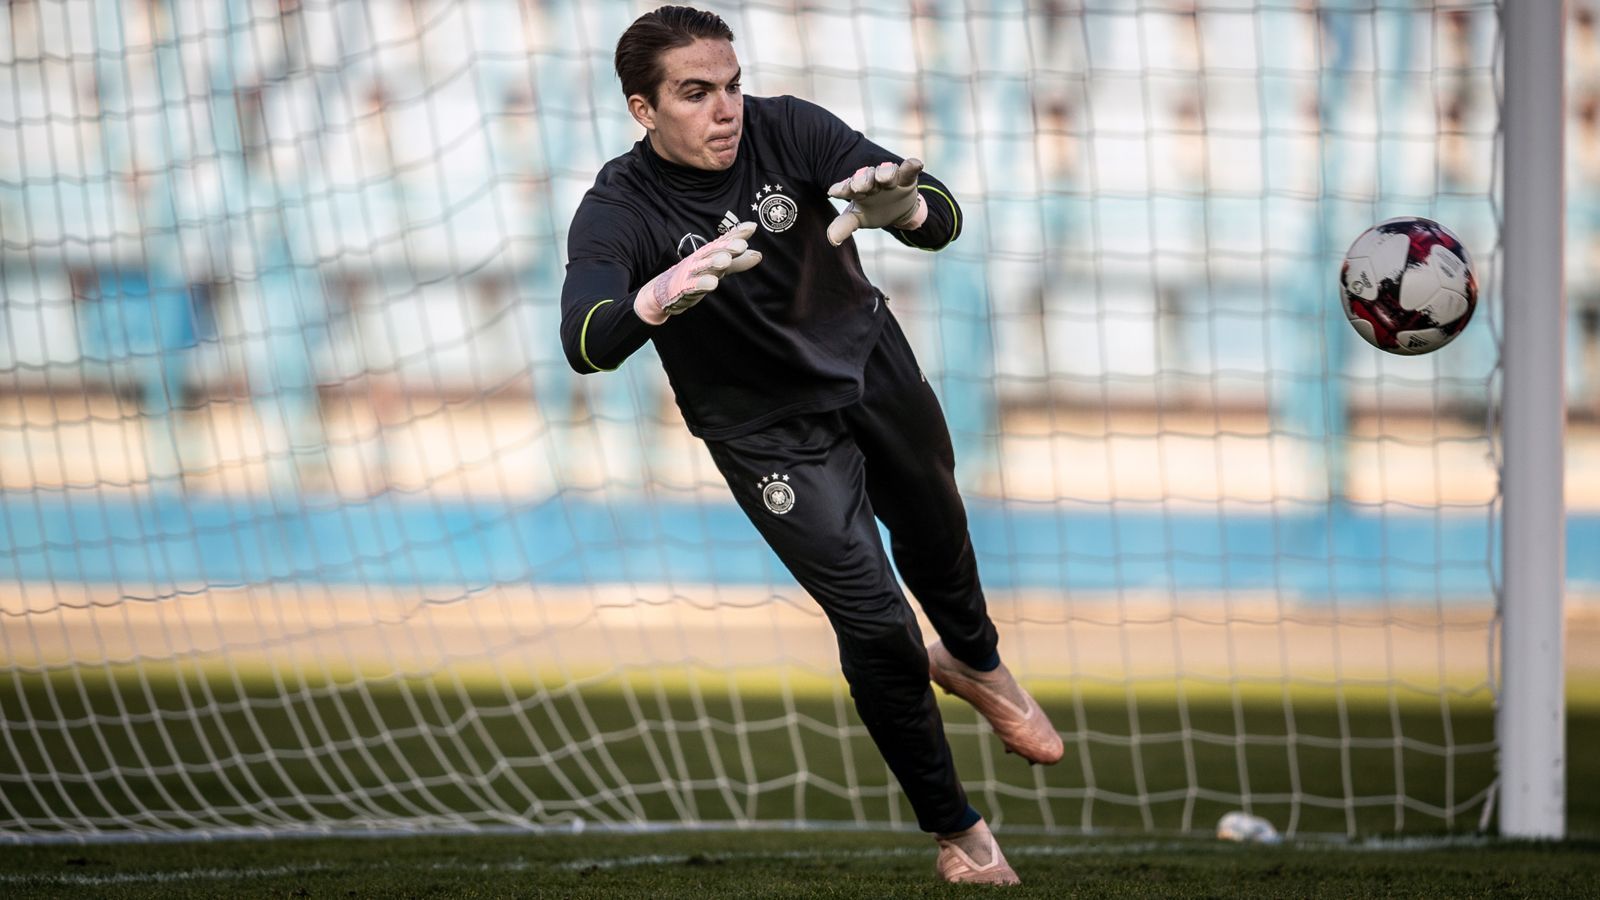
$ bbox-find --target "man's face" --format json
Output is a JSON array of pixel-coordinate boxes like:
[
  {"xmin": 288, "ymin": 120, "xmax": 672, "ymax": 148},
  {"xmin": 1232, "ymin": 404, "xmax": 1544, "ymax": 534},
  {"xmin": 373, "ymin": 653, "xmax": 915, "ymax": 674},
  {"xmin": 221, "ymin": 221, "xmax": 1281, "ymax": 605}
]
[{"xmin": 629, "ymin": 38, "xmax": 742, "ymax": 171}]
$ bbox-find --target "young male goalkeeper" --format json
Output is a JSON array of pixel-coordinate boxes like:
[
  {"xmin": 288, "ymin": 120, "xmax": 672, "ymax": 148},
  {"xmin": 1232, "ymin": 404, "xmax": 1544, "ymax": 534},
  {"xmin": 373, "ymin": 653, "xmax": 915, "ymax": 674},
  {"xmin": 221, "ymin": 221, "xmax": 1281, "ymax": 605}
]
[{"xmin": 559, "ymin": 6, "xmax": 1062, "ymax": 884}]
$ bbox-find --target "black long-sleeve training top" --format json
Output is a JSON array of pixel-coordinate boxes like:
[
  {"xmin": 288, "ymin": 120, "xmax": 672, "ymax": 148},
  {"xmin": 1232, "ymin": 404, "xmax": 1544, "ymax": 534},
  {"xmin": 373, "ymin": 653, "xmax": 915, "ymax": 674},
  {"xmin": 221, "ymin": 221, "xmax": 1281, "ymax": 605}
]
[{"xmin": 559, "ymin": 94, "xmax": 962, "ymax": 441}]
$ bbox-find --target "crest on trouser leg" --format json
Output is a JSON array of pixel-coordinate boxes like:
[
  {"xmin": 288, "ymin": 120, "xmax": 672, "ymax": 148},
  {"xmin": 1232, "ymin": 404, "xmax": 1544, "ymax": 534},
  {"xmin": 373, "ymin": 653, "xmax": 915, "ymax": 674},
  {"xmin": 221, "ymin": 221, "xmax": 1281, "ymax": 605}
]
[{"xmin": 758, "ymin": 472, "xmax": 795, "ymax": 515}]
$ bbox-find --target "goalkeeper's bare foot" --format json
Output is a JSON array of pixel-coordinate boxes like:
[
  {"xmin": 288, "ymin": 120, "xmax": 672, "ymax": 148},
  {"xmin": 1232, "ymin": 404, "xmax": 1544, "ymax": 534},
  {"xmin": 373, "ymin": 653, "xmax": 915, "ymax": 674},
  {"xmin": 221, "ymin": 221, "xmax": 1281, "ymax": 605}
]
[
  {"xmin": 935, "ymin": 818, "xmax": 1020, "ymax": 885},
  {"xmin": 928, "ymin": 641, "xmax": 1064, "ymax": 765}
]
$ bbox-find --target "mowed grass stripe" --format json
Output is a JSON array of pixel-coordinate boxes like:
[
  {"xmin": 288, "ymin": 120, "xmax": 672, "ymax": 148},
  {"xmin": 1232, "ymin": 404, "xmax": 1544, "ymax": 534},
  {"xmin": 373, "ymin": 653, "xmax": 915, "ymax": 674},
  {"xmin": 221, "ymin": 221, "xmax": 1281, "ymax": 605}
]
[
  {"xmin": 1, "ymin": 669, "xmax": 1594, "ymax": 840},
  {"xmin": 1, "ymin": 832, "xmax": 1598, "ymax": 899}
]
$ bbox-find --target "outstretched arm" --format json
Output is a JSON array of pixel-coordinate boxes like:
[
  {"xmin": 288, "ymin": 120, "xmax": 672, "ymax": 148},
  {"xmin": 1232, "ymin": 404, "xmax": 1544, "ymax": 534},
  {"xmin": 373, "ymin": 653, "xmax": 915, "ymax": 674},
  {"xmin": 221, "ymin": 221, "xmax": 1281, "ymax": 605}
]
[{"xmin": 784, "ymin": 97, "xmax": 961, "ymax": 251}]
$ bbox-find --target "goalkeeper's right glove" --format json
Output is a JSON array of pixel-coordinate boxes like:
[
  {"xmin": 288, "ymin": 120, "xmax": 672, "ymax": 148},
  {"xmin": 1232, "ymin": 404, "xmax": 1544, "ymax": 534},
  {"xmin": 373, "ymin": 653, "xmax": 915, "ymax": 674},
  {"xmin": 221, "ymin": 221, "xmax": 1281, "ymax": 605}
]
[{"xmin": 634, "ymin": 221, "xmax": 762, "ymax": 325}]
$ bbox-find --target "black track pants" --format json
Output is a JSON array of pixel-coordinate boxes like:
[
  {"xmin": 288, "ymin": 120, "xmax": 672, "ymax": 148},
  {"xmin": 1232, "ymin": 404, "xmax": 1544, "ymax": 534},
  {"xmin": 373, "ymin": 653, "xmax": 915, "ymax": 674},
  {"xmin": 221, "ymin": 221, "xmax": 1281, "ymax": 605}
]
[{"xmin": 704, "ymin": 312, "xmax": 999, "ymax": 833}]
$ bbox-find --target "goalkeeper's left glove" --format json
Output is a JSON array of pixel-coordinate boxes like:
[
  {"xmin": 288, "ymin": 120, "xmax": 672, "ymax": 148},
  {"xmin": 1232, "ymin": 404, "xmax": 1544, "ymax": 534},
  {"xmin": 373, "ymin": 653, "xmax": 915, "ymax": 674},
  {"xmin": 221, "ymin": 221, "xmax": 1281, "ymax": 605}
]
[{"xmin": 825, "ymin": 158, "xmax": 930, "ymax": 246}]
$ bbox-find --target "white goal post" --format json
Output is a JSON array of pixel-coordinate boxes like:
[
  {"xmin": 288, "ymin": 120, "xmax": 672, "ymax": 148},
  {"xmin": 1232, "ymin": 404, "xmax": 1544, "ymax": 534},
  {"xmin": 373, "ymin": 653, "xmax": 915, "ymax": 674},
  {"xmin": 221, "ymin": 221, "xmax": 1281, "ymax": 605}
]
[{"xmin": 1498, "ymin": 0, "xmax": 1567, "ymax": 840}]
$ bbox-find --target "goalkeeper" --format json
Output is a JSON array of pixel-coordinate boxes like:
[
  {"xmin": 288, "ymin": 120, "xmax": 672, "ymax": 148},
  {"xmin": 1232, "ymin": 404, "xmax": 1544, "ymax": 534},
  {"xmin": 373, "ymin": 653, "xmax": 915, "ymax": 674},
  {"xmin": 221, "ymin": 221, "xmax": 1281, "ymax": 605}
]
[{"xmin": 560, "ymin": 6, "xmax": 1061, "ymax": 884}]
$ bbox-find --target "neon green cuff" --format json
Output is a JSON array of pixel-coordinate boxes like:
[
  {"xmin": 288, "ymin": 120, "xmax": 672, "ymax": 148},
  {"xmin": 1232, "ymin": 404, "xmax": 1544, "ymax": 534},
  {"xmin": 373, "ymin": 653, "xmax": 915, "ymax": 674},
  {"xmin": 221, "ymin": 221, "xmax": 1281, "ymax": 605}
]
[
  {"xmin": 897, "ymin": 184, "xmax": 960, "ymax": 252},
  {"xmin": 579, "ymin": 299, "xmax": 619, "ymax": 372}
]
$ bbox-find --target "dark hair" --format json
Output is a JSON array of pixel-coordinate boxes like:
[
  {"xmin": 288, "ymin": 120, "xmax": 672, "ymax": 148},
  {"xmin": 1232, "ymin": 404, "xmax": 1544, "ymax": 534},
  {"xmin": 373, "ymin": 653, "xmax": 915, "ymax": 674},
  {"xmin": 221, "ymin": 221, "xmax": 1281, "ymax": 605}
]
[{"xmin": 614, "ymin": 6, "xmax": 735, "ymax": 105}]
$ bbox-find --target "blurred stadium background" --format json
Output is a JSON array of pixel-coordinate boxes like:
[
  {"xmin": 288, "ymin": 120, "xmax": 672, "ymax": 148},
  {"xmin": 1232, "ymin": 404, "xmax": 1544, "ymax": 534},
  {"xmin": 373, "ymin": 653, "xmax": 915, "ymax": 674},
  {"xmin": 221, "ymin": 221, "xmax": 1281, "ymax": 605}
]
[{"xmin": 0, "ymin": 0, "xmax": 1594, "ymax": 842}]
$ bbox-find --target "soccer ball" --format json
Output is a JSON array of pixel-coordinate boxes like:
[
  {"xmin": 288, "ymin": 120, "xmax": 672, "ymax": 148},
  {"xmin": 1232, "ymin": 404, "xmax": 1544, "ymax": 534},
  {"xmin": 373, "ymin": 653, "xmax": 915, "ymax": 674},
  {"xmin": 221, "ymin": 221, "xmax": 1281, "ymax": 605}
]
[
  {"xmin": 1216, "ymin": 811, "xmax": 1282, "ymax": 844},
  {"xmin": 1340, "ymin": 216, "xmax": 1477, "ymax": 355}
]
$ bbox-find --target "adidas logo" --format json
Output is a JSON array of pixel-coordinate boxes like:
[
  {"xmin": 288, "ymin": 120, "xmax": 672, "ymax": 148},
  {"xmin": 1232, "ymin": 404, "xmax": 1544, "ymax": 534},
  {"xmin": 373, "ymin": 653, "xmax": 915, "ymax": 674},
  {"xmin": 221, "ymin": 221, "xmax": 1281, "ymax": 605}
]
[{"xmin": 716, "ymin": 210, "xmax": 739, "ymax": 234}]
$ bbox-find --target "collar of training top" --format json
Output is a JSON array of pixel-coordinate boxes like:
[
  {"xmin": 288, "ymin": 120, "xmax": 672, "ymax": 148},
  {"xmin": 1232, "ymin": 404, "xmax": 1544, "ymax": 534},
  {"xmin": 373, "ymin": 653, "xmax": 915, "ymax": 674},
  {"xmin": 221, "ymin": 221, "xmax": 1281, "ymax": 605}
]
[{"xmin": 641, "ymin": 132, "xmax": 743, "ymax": 193}]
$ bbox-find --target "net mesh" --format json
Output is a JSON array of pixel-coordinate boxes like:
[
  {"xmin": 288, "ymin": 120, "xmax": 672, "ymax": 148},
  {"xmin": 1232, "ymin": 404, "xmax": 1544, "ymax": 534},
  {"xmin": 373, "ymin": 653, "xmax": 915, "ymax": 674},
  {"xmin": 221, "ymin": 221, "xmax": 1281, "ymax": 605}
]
[{"xmin": 0, "ymin": 0, "xmax": 1526, "ymax": 840}]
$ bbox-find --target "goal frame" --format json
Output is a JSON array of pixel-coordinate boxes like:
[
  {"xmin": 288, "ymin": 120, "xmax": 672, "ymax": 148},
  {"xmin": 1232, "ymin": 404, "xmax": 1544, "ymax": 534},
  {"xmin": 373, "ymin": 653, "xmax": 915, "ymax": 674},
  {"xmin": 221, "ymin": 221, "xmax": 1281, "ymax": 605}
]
[{"xmin": 1498, "ymin": 0, "xmax": 1568, "ymax": 840}]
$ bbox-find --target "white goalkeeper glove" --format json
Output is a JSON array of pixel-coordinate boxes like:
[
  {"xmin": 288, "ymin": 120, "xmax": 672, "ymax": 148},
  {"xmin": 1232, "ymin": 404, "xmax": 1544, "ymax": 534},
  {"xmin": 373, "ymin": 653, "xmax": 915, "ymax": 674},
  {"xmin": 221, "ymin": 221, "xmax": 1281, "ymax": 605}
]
[
  {"xmin": 634, "ymin": 221, "xmax": 763, "ymax": 325},
  {"xmin": 825, "ymin": 158, "xmax": 930, "ymax": 246}
]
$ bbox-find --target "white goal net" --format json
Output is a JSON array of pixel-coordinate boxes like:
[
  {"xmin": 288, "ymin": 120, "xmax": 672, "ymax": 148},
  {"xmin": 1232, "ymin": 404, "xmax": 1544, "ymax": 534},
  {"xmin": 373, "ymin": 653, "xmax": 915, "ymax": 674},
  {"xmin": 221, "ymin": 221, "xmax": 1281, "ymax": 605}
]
[{"xmin": 0, "ymin": 0, "xmax": 1537, "ymax": 841}]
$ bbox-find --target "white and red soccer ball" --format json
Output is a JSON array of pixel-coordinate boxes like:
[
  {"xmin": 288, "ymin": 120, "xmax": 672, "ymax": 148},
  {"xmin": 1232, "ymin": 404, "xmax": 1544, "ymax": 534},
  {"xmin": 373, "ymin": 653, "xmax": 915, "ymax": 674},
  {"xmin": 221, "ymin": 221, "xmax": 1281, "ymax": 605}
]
[{"xmin": 1340, "ymin": 216, "xmax": 1477, "ymax": 355}]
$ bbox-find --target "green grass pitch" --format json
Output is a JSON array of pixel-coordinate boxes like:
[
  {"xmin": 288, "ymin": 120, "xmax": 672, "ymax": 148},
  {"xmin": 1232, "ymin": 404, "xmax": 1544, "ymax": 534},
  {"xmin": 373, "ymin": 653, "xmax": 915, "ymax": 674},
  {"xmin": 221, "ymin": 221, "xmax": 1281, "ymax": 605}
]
[
  {"xmin": 1, "ymin": 671, "xmax": 1596, "ymax": 896},
  {"xmin": 4, "ymin": 831, "xmax": 1600, "ymax": 898}
]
